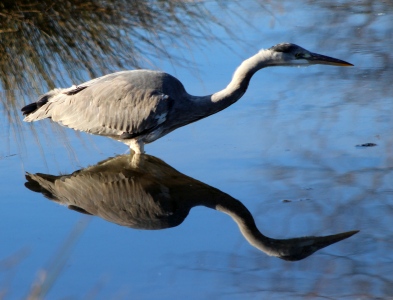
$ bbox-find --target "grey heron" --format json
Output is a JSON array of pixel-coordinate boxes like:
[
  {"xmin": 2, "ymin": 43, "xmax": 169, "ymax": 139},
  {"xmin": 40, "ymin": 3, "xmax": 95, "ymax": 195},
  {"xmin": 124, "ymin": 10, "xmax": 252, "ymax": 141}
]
[
  {"xmin": 25, "ymin": 153, "xmax": 358, "ymax": 261},
  {"xmin": 21, "ymin": 43, "xmax": 353, "ymax": 154}
]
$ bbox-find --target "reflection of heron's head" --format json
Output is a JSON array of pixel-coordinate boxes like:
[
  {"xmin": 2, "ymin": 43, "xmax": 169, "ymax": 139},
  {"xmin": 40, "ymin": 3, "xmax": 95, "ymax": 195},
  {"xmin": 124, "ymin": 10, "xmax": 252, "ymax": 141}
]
[
  {"xmin": 267, "ymin": 43, "xmax": 353, "ymax": 67},
  {"xmin": 263, "ymin": 230, "xmax": 359, "ymax": 261}
]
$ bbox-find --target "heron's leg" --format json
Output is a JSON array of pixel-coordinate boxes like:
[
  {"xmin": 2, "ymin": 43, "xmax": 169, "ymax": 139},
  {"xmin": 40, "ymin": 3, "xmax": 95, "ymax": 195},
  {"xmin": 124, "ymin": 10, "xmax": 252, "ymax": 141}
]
[
  {"xmin": 126, "ymin": 139, "xmax": 144, "ymax": 154},
  {"xmin": 130, "ymin": 152, "xmax": 144, "ymax": 167},
  {"xmin": 126, "ymin": 140, "xmax": 145, "ymax": 167}
]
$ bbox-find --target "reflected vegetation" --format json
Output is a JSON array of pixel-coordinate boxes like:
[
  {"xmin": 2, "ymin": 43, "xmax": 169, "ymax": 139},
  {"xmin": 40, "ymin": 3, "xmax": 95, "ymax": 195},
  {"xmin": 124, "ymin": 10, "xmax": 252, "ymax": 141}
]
[
  {"xmin": 306, "ymin": 1, "xmax": 393, "ymax": 99},
  {"xmin": 25, "ymin": 154, "xmax": 357, "ymax": 261}
]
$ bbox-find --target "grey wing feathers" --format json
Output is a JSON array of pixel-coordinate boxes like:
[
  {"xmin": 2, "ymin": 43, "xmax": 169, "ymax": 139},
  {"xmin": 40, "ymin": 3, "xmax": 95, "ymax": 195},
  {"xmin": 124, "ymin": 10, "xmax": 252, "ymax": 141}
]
[
  {"xmin": 22, "ymin": 88, "xmax": 63, "ymax": 116},
  {"xmin": 63, "ymin": 85, "xmax": 88, "ymax": 95},
  {"xmin": 24, "ymin": 73, "xmax": 172, "ymax": 139}
]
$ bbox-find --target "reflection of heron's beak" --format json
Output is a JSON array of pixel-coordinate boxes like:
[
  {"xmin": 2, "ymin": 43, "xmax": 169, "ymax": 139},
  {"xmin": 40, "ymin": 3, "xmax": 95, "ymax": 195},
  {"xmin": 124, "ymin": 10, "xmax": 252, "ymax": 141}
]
[
  {"xmin": 309, "ymin": 52, "xmax": 354, "ymax": 66},
  {"xmin": 277, "ymin": 230, "xmax": 359, "ymax": 261}
]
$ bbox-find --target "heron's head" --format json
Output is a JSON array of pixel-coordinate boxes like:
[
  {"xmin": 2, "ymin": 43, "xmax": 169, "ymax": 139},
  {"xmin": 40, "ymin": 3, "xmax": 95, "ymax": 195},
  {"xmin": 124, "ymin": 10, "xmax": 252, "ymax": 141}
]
[{"xmin": 267, "ymin": 43, "xmax": 353, "ymax": 67}]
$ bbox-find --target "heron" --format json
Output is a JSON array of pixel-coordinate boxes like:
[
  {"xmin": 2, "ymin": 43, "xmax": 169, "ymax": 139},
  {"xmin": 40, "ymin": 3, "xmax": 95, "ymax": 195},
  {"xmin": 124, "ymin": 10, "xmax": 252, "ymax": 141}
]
[{"xmin": 21, "ymin": 43, "xmax": 353, "ymax": 154}]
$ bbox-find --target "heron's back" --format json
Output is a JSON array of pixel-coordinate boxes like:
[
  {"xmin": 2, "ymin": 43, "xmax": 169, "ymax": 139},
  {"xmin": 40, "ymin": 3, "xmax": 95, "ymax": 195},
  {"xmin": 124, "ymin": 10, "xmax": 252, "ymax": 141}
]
[{"xmin": 23, "ymin": 70, "xmax": 187, "ymax": 119}]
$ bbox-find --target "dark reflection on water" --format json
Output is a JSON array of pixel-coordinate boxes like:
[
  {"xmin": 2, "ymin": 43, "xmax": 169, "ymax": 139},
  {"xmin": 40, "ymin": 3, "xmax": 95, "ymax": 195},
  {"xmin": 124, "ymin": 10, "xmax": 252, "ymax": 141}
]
[{"xmin": 25, "ymin": 153, "xmax": 357, "ymax": 261}]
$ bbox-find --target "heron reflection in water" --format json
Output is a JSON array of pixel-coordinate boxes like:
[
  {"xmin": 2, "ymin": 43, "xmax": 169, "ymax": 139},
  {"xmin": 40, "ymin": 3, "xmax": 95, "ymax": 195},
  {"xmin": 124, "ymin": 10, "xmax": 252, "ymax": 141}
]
[
  {"xmin": 22, "ymin": 43, "xmax": 353, "ymax": 154},
  {"xmin": 25, "ymin": 154, "xmax": 357, "ymax": 261}
]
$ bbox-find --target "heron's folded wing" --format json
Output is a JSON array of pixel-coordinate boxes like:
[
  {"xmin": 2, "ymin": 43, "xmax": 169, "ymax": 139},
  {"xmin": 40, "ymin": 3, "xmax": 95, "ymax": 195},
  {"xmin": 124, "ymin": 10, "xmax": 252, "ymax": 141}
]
[{"xmin": 48, "ymin": 75, "xmax": 172, "ymax": 138}]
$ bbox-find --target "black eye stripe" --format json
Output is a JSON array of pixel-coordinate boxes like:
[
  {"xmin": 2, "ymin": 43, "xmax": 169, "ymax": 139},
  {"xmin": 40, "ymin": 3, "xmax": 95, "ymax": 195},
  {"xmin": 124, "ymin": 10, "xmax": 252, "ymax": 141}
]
[{"xmin": 269, "ymin": 43, "xmax": 301, "ymax": 53}]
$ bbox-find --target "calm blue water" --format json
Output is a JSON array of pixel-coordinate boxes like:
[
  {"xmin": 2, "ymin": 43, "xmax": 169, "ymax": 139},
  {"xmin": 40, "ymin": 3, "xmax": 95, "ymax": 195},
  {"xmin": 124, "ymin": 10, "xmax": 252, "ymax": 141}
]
[{"xmin": 1, "ymin": 1, "xmax": 392, "ymax": 299}]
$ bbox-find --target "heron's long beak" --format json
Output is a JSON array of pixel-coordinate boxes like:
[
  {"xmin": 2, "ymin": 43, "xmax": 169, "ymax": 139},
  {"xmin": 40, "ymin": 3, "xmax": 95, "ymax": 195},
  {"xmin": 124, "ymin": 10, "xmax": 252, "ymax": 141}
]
[{"xmin": 309, "ymin": 52, "xmax": 354, "ymax": 66}]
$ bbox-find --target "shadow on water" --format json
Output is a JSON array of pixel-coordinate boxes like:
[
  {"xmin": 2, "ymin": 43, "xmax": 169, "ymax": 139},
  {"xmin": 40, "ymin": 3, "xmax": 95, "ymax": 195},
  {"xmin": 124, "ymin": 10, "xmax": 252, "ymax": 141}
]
[{"xmin": 25, "ymin": 153, "xmax": 358, "ymax": 262}]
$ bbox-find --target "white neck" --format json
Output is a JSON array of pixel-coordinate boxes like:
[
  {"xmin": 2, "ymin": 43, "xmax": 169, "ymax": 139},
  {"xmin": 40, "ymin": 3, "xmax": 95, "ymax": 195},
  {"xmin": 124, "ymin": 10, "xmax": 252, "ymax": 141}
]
[{"xmin": 192, "ymin": 49, "xmax": 274, "ymax": 117}]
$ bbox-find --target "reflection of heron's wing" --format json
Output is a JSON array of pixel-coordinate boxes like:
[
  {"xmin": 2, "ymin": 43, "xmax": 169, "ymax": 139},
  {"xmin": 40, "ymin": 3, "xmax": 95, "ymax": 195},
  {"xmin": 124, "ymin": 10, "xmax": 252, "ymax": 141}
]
[{"xmin": 25, "ymin": 168, "xmax": 187, "ymax": 230}]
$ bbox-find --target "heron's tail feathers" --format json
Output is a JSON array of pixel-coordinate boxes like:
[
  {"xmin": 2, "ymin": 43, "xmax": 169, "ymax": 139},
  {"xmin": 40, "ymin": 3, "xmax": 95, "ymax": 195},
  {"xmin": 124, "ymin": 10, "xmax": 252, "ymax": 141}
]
[
  {"xmin": 25, "ymin": 172, "xmax": 58, "ymax": 201},
  {"xmin": 21, "ymin": 89, "xmax": 63, "ymax": 121}
]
